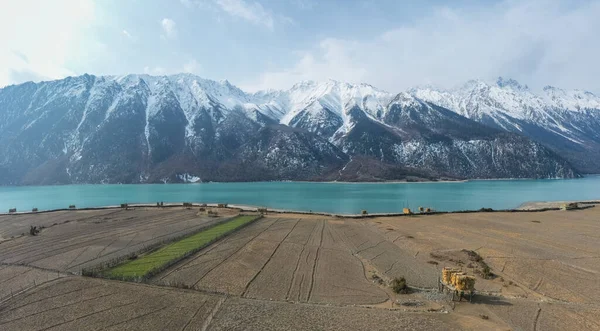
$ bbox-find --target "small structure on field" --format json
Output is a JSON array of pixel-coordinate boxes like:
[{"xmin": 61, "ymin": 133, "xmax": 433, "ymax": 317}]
[
  {"xmin": 32, "ymin": 208, "xmax": 38, "ymax": 212},
  {"xmin": 217, "ymin": 203, "xmax": 228, "ymax": 208},
  {"xmin": 121, "ymin": 203, "xmax": 128, "ymax": 209},
  {"xmin": 9, "ymin": 208, "xmax": 16, "ymax": 213},
  {"xmin": 183, "ymin": 202, "xmax": 193, "ymax": 208},
  {"xmin": 403, "ymin": 208, "xmax": 412, "ymax": 215},
  {"xmin": 69, "ymin": 205, "xmax": 76, "ymax": 209},
  {"xmin": 362, "ymin": 210, "xmax": 368, "ymax": 215},
  {"xmin": 439, "ymin": 267, "xmax": 475, "ymax": 302},
  {"xmin": 561, "ymin": 202, "xmax": 578, "ymax": 211}
]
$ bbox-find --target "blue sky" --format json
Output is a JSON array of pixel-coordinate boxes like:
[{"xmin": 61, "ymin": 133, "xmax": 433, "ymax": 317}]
[{"xmin": 1, "ymin": 0, "xmax": 599, "ymax": 92}]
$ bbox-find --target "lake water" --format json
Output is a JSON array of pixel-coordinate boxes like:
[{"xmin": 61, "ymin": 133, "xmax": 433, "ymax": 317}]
[{"xmin": 1, "ymin": 176, "xmax": 599, "ymax": 214}]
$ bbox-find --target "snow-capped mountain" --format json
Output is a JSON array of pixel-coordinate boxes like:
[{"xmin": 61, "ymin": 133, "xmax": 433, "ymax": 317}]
[
  {"xmin": 410, "ymin": 77, "xmax": 600, "ymax": 173},
  {"xmin": 0, "ymin": 74, "xmax": 584, "ymax": 185}
]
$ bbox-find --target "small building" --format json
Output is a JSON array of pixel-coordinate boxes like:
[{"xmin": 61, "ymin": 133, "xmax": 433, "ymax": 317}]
[{"xmin": 560, "ymin": 203, "xmax": 578, "ymax": 210}]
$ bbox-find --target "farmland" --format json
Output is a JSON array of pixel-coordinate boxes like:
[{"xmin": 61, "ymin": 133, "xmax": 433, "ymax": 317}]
[
  {"xmin": 105, "ymin": 215, "xmax": 260, "ymax": 279},
  {"xmin": 0, "ymin": 207, "xmax": 233, "ymax": 273},
  {"xmin": 1, "ymin": 204, "xmax": 600, "ymax": 330},
  {"xmin": 0, "ymin": 271, "xmax": 459, "ymax": 331},
  {"xmin": 153, "ymin": 216, "xmax": 438, "ymax": 305}
]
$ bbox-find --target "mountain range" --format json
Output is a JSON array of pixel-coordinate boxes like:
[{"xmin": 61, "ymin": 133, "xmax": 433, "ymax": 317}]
[{"xmin": 0, "ymin": 74, "xmax": 597, "ymax": 185}]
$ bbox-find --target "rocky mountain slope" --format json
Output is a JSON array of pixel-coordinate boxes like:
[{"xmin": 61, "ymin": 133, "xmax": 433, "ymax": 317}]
[
  {"xmin": 410, "ymin": 77, "xmax": 600, "ymax": 173},
  {"xmin": 0, "ymin": 74, "xmax": 584, "ymax": 185}
]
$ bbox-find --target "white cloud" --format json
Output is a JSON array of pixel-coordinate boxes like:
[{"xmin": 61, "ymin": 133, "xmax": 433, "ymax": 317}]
[
  {"xmin": 290, "ymin": 0, "xmax": 315, "ymax": 10},
  {"xmin": 0, "ymin": 0, "xmax": 96, "ymax": 86},
  {"xmin": 182, "ymin": 59, "xmax": 202, "ymax": 74},
  {"xmin": 143, "ymin": 66, "xmax": 167, "ymax": 75},
  {"xmin": 160, "ymin": 18, "xmax": 177, "ymax": 39},
  {"xmin": 247, "ymin": 0, "xmax": 600, "ymax": 93},
  {"xmin": 183, "ymin": 0, "xmax": 290, "ymax": 29},
  {"xmin": 214, "ymin": 0, "xmax": 275, "ymax": 29},
  {"xmin": 180, "ymin": 0, "xmax": 193, "ymax": 8}
]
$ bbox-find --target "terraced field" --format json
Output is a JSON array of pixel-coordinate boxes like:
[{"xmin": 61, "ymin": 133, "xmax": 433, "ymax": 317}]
[
  {"xmin": 0, "ymin": 272, "xmax": 459, "ymax": 331},
  {"xmin": 0, "ymin": 208, "xmax": 229, "ymax": 273},
  {"xmin": 106, "ymin": 215, "xmax": 259, "ymax": 279},
  {"xmin": 153, "ymin": 217, "xmax": 438, "ymax": 305},
  {"xmin": 1, "ymin": 206, "xmax": 599, "ymax": 330}
]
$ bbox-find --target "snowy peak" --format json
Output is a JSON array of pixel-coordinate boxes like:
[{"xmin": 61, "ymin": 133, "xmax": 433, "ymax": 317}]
[
  {"xmin": 496, "ymin": 77, "xmax": 529, "ymax": 91},
  {"xmin": 275, "ymin": 79, "xmax": 393, "ymax": 138},
  {"xmin": 542, "ymin": 85, "xmax": 600, "ymax": 112},
  {"xmin": 389, "ymin": 91, "xmax": 424, "ymax": 109},
  {"xmin": 0, "ymin": 73, "xmax": 587, "ymax": 184}
]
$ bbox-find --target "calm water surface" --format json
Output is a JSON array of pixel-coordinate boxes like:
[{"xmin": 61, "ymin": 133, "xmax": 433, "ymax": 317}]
[{"xmin": 1, "ymin": 177, "xmax": 599, "ymax": 214}]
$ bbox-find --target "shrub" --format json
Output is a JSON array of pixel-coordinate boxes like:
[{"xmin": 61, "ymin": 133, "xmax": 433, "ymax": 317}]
[
  {"xmin": 29, "ymin": 226, "xmax": 40, "ymax": 236},
  {"xmin": 391, "ymin": 277, "xmax": 408, "ymax": 294},
  {"xmin": 462, "ymin": 249, "xmax": 483, "ymax": 262},
  {"xmin": 481, "ymin": 264, "xmax": 492, "ymax": 279}
]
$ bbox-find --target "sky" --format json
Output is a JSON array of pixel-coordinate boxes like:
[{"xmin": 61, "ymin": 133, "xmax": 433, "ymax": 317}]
[{"xmin": 1, "ymin": 0, "xmax": 599, "ymax": 93}]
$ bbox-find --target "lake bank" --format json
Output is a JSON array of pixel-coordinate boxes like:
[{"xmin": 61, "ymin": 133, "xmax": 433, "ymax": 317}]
[{"xmin": 1, "ymin": 177, "xmax": 599, "ymax": 214}]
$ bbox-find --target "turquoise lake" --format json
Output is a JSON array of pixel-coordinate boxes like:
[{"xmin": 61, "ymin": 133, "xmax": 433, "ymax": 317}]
[{"xmin": 1, "ymin": 176, "xmax": 599, "ymax": 214}]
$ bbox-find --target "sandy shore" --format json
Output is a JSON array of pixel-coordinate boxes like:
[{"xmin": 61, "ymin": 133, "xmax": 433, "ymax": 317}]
[{"xmin": 518, "ymin": 199, "xmax": 600, "ymax": 210}]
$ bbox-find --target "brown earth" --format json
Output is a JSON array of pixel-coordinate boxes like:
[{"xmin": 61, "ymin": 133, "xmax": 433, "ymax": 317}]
[
  {"xmin": 0, "ymin": 207, "xmax": 230, "ymax": 273},
  {"xmin": 0, "ymin": 271, "xmax": 460, "ymax": 331},
  {"xmin": 1, "ymin": 205, "xmax": 599, "ymax": 330},
  {"xmin": 153, "ymin": 217, "xmax": 405, "ymax": 305}
]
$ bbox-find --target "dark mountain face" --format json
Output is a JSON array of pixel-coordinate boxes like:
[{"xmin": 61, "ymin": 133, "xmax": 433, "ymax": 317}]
[
  {"xmin": 0, "ymin": 74, "xmax": 582, "ymax": 185},
  {"xmin": 288, "ymin": 107, "xmax": 343, "ymax": 138},
  {"xmin": 410, "ymin": 79, "xmax": 600, "ymax": 174},
  {"xmin": 338, "ymin": 94, "xmax": 579, "ymax": 179},
  {"xmin": 479, "ymin": 111, "xmax": 600, "ymax": 174}
]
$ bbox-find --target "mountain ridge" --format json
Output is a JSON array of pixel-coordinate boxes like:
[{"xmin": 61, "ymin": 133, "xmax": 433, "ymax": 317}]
[{"xmin": 0, "ymin": 74, "xmax": 591, "ymax": 185}]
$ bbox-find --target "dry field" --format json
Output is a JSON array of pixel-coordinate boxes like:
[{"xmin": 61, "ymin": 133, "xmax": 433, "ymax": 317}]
[
  {"xmin": 153, "ymin": 216, "xmax": 439, "ymax": 305},
  {"xmin": 1, "ymin": 205, "xmax": 599, "ymax": 330},
  {"xmin": 0, "ymin": 208, "xmax": 229, "ymax": 273},
  {"xmin": 364, "ymin": 206, "xmax": 600, "ymax": 330},
  {"xmin": 0, "ymin": 265, "xmax": 65, "ymax": 302},
  {"xmin": 0, "ymin": 269, "xmax": 459, "ymax": 331}
]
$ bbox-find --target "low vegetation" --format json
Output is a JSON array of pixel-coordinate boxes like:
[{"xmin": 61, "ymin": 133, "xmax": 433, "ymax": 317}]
[
  {"xmin": 391, "ymin": 276, "xmax": 408, "ymax": 294},
  {"xmin": 104, "ymin": 215, "xmax": 260, "ymax": 280},
  {"xmin": 462, "ymin": 249, "xmax": 494, "ymax": 279}
]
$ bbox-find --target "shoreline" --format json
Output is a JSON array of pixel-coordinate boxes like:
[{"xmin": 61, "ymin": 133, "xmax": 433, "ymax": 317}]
[
  {"xmin": 2, "ymin": 199, "xmax": 597, "ymax": 217},
  {"xmin": 3, "ymin": 174, "xmax": 600, "ymax": 187}
]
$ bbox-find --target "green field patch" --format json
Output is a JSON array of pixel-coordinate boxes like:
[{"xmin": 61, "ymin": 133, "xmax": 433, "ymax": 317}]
[{"xmin": 104, "ymin": 215, "xmax": 259, "ymax": 280}]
